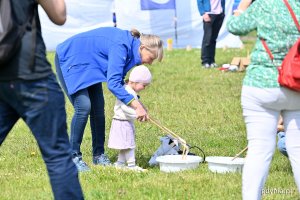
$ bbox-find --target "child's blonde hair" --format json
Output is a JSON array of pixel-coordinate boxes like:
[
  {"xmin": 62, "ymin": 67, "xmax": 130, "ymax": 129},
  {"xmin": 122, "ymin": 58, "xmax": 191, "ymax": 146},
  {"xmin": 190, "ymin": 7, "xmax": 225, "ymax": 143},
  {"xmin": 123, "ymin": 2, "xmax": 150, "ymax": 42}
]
[{"xmin": 131, "ymin": 28, "xmax": 164, "ymax": 62}]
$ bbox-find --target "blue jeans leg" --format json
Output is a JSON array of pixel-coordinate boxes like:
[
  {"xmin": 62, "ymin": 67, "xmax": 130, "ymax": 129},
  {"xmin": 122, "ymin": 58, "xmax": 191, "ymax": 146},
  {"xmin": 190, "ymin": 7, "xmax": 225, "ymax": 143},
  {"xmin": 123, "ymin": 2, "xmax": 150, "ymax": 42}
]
[
  {"xmin": 69, "ymin": 89, "xmax": 91, "ymax": 157},
  {"xmin": 0, "ymin": 75, "xmax": 84, "ymax": 200},
  {"xmin": 68, "ymin": 84, "xmax": 106, "ymax": 157},
  {"xmin": 277, "ymin": 132, "xmax": 288, "ymax": 157},
  {"xmin": 88, "ymin": 83, "xmax": 105, "ymax": 156},
  {"xmin": 0, "ymin": 97, "xmax": 19, "ymax": 145}
]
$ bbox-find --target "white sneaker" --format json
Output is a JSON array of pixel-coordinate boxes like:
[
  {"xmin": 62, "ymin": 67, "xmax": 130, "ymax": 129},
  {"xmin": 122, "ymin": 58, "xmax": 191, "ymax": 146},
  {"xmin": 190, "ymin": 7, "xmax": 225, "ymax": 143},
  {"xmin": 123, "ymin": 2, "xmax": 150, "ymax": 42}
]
[
  {"xmin": 202, "ymin": 63, "xmax": 211, "ymax": 68},
  {"xmin": 113, "ymin": 162, "xmax": 126, "ymax": 169},
  {"xmin": 210, "ymin": 63, "xmax": 218, "ymax": 68},
  {"xmin": 126, "ymin": 165, "xmax": 147, "ymax": 172}
]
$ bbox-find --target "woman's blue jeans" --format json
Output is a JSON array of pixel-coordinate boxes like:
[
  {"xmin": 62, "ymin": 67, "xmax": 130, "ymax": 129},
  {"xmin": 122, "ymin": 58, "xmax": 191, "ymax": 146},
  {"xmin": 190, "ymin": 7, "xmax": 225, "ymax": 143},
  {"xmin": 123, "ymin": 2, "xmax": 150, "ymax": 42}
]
[{"xmin": 55, "ymin": 55, "xmax": 105, "ymax": 158}]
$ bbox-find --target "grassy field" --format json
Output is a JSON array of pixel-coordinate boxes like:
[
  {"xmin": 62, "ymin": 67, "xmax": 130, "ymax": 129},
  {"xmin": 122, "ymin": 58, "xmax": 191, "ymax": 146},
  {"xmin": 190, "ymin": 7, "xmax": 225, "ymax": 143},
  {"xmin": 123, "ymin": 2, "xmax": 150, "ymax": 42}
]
[{"xmin": 0, "ymin": 36, "xmax": 299, "ymax": 199}]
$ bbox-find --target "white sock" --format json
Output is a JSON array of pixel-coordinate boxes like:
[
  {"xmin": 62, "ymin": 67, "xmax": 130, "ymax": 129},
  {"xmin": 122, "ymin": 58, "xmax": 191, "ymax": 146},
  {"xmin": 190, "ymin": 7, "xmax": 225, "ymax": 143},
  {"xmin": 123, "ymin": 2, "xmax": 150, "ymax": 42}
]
[
  {"xmin": 117, "ymin": 150, "xmax": 126, "ymax": 164},
  {"xmin": 124, "ymin": 148, "xmax": 135, "ymax": 166}
]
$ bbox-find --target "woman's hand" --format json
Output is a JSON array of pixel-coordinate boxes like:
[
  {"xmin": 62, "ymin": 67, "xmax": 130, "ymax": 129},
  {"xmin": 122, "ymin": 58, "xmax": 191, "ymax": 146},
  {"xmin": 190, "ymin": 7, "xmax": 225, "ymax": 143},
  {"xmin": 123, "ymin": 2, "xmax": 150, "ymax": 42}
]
[
  {"xmin": 234, "ymin": 0, "xmax": 252, "ymax": 16},
  {"xmin": 129, "ymin": 100, "xmax": 148, "ymax": 122}
]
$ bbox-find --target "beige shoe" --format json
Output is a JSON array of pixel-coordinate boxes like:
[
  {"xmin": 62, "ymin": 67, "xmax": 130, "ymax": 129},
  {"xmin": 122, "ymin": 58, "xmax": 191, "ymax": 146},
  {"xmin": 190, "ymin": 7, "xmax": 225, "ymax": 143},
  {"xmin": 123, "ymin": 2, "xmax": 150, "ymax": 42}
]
[
  {"xmin": 113, "ymin": 162, "xmax": 126, "ymax": 169},
  {"xmin": 126, "ymin": 165, "xmax": 147, "ymax": 172}
]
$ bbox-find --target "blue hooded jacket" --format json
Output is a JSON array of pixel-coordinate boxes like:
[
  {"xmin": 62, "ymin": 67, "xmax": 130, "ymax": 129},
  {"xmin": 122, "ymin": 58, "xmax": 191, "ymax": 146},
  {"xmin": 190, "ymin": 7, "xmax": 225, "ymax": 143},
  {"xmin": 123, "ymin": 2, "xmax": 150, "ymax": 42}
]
[
  {"xmin": 56, "ymin": 27, "xmax": 142, "ymax": 104},
  {"xmin": 197, "ymin": 0, "xmax": 225, "ymax": 16}
]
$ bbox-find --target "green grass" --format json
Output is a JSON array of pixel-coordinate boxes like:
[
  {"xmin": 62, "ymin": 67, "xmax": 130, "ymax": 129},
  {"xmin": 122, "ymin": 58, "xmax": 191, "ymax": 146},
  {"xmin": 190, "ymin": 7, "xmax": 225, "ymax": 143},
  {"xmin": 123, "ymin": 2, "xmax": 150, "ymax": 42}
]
[{"xmin": 0, "ymin": 37, "xmax": 299, "ymax": 199}]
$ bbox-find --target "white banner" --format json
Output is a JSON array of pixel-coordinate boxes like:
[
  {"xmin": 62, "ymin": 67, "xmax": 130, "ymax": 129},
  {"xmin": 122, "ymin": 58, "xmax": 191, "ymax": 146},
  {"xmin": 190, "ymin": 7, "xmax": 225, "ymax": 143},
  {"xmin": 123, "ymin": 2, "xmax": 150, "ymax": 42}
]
[{"xmin": 39, "ymin": 0, "xmax": 242, "ymax": 51}]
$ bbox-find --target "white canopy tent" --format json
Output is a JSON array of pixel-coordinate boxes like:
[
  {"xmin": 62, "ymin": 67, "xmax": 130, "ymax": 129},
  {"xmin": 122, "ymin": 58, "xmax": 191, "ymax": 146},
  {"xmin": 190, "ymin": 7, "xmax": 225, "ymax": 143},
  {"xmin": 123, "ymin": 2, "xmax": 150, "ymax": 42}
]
[{"xmin": 39, "ymin": 0, "xmax": 242, "ymax": 51}]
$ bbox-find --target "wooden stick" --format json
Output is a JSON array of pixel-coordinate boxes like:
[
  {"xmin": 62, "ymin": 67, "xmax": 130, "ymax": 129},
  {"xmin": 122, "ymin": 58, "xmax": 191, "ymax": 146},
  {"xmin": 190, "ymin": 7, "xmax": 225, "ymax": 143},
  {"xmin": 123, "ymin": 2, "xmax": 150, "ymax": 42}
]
[
  {"xmin": 232, "ymin": 146, "xmax": 248, "ymax": 161},
  {"xmin": 148, "ymin": 117, "xmax": 181, "ymax": 140},
  {"xmin": 148, "ymin": 116, "xmax": 189, "ymax": 158}
]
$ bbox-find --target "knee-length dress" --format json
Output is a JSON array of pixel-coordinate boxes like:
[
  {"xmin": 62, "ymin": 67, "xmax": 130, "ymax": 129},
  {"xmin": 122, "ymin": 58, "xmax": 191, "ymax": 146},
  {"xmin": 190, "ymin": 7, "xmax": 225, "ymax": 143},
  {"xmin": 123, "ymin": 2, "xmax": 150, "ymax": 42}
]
[{"xmin": 108, "ymin": 85, "xmax": 137, "ymax": 149}]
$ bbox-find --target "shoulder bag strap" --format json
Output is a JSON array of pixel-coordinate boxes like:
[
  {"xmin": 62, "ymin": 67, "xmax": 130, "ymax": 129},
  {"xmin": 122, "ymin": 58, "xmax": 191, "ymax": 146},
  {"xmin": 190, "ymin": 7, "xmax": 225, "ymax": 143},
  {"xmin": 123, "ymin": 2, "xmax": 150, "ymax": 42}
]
[
  {"xmin": 283, "ymin": 0, "xmax": 300, "ymax": 32},
  {"xmin": 261, "ymin": 39, "xmax": 274, "ymax": 60},
  {"xmin": 261, "ymin": 0, "xmax": 300, "ymax": 61}
]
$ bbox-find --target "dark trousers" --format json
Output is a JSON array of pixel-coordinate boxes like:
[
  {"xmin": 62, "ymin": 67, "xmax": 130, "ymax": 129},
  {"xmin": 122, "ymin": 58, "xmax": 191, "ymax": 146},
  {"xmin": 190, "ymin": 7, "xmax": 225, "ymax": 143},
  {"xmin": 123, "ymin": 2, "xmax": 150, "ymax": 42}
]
[
  {"xmin": 201, "ymin": 13, "xmax": 225, "ymax": 65},
  {"xmin": 0, "ymin": 74, "xmax": 84, "ymax": 200},
  {"xmin": 55, "ymin": 55, "xmax": 105, "ymax": 158}
]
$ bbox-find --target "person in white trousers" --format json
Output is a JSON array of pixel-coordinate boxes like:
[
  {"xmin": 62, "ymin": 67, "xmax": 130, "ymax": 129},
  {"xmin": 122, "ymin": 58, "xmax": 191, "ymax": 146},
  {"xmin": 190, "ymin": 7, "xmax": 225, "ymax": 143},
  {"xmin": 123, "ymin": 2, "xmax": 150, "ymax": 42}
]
[{"xmin": 227, "ymin": 0, "xmax": 300, "ymax": 199}]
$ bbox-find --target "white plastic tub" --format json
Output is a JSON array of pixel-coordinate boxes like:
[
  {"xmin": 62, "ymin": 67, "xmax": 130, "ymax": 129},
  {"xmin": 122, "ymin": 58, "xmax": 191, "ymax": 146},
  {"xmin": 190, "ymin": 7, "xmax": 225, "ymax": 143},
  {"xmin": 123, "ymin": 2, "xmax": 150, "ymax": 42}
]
[
  {"xmin": 156, "ymin": 155, "xmax": 203, "ymax": 173},
  {"xmin": 206, "ymin": 156, "xmax": 244, "ymax": 173}
]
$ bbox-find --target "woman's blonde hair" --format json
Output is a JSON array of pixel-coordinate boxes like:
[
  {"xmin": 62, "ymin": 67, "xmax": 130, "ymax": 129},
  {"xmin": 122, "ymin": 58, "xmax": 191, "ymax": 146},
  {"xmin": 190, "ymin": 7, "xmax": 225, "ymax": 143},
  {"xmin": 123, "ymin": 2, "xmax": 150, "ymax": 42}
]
[{"xmin": 131, "ymin": 28, "xmax": 164, "ymax": 62}]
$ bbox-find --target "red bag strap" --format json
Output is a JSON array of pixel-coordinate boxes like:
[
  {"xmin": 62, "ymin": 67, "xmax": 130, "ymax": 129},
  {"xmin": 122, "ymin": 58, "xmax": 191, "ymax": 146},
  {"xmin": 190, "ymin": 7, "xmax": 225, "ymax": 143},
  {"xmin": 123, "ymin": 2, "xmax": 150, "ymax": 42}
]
[
  {"xmin": 261, "ymin": 39, "xmax": 274, "ymax": 60},
  {"xmin": 283, "ymin": 0, "xmax": 300, "ymax": 32},
  {"xmin": 261, "ymin": 0, "xmax": 300, "ymax": 61}
]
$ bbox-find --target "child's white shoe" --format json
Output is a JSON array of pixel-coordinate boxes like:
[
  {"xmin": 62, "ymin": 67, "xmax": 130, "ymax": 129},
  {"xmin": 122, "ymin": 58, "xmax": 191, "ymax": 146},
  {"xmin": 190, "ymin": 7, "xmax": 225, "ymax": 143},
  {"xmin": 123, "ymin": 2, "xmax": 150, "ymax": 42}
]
[
  {"xmin": 126, "ymin": 165, "xmax": 147, "ymax": 172},
  {"xmin": 113, "ymin": 162, "xmax": 126, "ymax": 169}
]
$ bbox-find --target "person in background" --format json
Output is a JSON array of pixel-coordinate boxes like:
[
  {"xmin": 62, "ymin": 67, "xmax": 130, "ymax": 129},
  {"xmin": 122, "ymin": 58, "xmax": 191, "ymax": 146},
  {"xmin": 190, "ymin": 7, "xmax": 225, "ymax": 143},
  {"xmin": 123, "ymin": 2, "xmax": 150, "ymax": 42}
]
[
  {"xmin": 197, "ymin": 0, "xmax": 225, "ymax": 68},
  {"xmin": 0, "ymin": 0, "xmax": 84, "ymax": 199},
  {"xmin": 111, "ymin": 0, "xmax": 117, "ymax": 27},
  {"xmin": 108, "ymin": 65, "xmax": 152, "ymax": 172},
  {"xmin": 227, "ymin": 0, "xmax": 300, "ymax": 199},
  {"xmin": 232, "ymin": 0, "xmax": 241, "ymax": 13},
  {"xmin": 55, "ymin": 27, "xmax": 163, "ymax": 172},
  {"xmin": 113, "ymin": 12, "xmax": 117, "ymax": 27}
]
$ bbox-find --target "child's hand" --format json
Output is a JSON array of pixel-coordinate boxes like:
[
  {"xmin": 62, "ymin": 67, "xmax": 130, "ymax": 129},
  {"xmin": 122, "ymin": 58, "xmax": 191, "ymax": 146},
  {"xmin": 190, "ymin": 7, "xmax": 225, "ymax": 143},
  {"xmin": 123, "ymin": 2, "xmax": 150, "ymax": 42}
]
[{"xmin": 129, "ymin": 100, "xmax": 148, "ymax": 122}]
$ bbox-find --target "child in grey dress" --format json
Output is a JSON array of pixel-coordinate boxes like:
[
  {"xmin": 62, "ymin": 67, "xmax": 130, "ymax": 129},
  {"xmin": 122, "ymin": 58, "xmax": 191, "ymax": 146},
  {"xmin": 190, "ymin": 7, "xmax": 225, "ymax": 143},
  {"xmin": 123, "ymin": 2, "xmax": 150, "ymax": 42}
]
[{"xmin": 108, "ymin": 65, "xmax": 152, "ymax": 172}]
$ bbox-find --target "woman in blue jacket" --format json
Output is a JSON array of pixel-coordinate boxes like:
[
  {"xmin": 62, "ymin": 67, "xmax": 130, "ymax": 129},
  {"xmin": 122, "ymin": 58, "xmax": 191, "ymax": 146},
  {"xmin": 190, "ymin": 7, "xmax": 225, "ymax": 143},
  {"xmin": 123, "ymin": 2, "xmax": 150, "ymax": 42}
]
[{"xmin": 55, "ymin": 27, "xmax": 163, "ymax": 172}]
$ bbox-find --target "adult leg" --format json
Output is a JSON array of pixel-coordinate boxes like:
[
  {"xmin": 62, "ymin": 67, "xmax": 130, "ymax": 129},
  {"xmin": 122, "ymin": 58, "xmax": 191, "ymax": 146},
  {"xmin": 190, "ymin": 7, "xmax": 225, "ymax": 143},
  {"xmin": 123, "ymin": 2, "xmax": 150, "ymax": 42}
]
[
  {"xmin": 210, "ymin": 13, "xmax": 225, "ymax": 64},
  {"xmin": 20, "ymin": 75, "xmax": 83, "ymax": 199},
  {"xmin": 88, "ymin": 83, "xmax": 105, "ymax": 157},
  {"xmin": 241, "ymin": 86, "xmax": 279, "ymax": 200},
  {"xmin": 283, "ymin": 110, "xmax": 300, "ymax": 192},
  {"xmin": 201, "ymin": 18, "xmax": 213, "ymax": 65},
  {"xmin": 0, "ymin": 83, "xmax": 20, "ymax": 145},
  {"xmin": 69, "ymin": 89, "xmax": 91, "ymax": 157},
  {"xmin": 0, "ymin": 102, "xmax": 19, "ymax": 145},
  {"xmin": 88, "ymin": 83, "xmax": 110, "ymax": 165}
]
